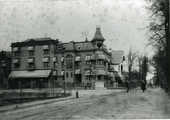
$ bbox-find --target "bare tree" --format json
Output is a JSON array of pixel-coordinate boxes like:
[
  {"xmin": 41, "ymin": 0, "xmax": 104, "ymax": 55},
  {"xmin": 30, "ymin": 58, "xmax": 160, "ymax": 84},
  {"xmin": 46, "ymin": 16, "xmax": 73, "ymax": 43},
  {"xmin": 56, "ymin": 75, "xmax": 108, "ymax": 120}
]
[
  {"xmin": 127, "ymin": 46, "xmax": 138, "ymax": 80},
  {"xmin": 146, "ymin": 0, "xmax": 169, "ymax": 88}
]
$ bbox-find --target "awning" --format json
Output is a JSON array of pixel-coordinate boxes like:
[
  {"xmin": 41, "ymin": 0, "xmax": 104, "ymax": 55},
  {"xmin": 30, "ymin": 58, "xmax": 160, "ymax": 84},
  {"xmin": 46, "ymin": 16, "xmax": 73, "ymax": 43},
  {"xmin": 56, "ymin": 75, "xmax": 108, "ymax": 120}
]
[
  {"xmin": 27, "ymin": 58, "xmax": 34, "ymax": 63},
  {"xmin": 97, "ymin": 69, "xmax": 106, "ymax": 75},
  {"xmin": 8, "ymin": 70, "xmax": 51, "ymax": 78},
  {"xmin": 108, "ymin": 72, "xmax": 115, "ymax": 77},
  {"xmin": 107, "ymin": 57, "xmax": 111, "ymax": 63},
  {"xmin": 61, "ymin": 57, "xmax": 64, "ymax": 61},
  {"xmin": 85, "ymin": 70, "xmax": 91, "ymax": 75},
  {"xmin": 90, "ymin": 55, "xmax": 96, "ymax": 60},
  {"xmin": 75, "ymin": 69, "xmax": 81, "ymax": 74},
  {"xmin": 53, "ymin": 57, "xmax": 57, "ymax": 62},
  {"xmin": 42, "ymin": 57, "xmax": 49, "ymax": 62},
  {"xmin": 27, "ymin": 46, "xmax": 34, "ymax": 51},
  {"xmin": 97, "ymin": 55, "xmax": 106, "ymax": 60},
  {"xmin": 13, "ymin": 59, "xmax": 19, "ymax": 64},
  {"xmin": 43, "ymin": 45, "xmax": 49, "ymax": 50},
  {"xmin": 13, "ymin": 47, "xmax": 19, "ymax": 52},
  {"xmin": 85, "ymin": 56, "xmax": 91, "ymax": 61},
  {"xmin": 61, "ymin": 71, "xmax": 64, "ymax": 76},
  {"xmin": 75, "ymin": 56, "xmax": 81, "ymax": 61},
  {"xmin": 53, "ymin": 71, "xmax": 57, "ymax": 76}
]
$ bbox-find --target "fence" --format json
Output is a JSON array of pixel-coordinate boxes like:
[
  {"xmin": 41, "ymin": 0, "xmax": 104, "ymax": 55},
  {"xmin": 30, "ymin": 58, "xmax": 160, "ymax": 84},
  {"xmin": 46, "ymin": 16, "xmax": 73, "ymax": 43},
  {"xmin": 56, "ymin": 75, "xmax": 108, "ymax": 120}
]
[{"xmin": 1, "ymin": 81, "xmax": 72, "ymax": 101}]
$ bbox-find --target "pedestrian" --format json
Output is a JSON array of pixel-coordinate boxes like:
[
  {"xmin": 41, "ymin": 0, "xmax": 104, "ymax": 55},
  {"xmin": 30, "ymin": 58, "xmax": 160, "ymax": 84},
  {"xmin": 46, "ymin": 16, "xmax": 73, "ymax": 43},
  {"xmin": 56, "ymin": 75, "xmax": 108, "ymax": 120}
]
[
  {"xmin": 141, "ymin": 80, "xmax": 146, "ymax": 92},
  {"xmin": 125, "ymin": 81, "xmax": 130, "ymax": 93}
]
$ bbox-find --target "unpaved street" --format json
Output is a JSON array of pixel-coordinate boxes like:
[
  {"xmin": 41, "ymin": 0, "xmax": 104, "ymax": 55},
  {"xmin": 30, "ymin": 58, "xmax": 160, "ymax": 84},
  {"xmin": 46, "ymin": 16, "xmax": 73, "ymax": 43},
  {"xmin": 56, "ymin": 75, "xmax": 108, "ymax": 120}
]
[{"xmin": 0, "ymin": 88, "xmax": 170, "ymax": 119}]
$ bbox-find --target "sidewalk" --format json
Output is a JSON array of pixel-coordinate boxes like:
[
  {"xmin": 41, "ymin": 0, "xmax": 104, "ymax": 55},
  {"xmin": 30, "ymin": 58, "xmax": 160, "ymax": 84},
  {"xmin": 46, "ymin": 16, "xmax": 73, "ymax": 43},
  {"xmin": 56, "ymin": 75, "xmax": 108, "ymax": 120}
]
[{"xmin": 0, "ymin": 89, "xmax": 120, "ymax": 112}]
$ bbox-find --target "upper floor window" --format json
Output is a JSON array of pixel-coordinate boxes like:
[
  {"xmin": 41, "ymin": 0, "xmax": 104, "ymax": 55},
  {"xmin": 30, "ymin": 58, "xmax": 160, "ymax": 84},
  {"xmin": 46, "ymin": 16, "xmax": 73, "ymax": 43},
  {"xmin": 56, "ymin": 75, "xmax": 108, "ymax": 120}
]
[
  {"xmin": 13, "ymin": 58, "xmax": 20, "ymax": 68},
  {"xmin": 42, "ymin": 57, "xmax": 50, "ymax": 67},
  {"xmin": 86, "ymin": 61, "xmax": 91, "ymax": 65},
  {"xmin": 28, "ymin": 46, "xmax": 34, "ymax": 55},
  {"xmin": 66, "ymin": 54, "xmax": 73, "ymax": 69},
  {"xmin": 85, "ymin": 54, "xmax": 91, "ymax": 61},
  {"xmin": 13, "ymin": 47, "xmax": 20, "ymax": 56},
  {"xmin": 43, "ymin": 45, "xmax": 49, "ymax": 54},
  {"xmin": 66, "ymin": 72, "xmax": 69, "ymax": 77},
  {"xmin": 96, "ymin": 60, "xmax": 103, "ymax": 65}
]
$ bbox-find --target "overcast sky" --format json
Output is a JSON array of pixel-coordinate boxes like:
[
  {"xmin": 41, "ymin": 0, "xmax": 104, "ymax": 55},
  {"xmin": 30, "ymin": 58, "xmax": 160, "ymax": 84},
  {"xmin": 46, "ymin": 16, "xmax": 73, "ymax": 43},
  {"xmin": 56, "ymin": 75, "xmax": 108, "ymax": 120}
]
[{"xmin": 0, "ymin": 0, "xmax": 153, "ymax": 57}]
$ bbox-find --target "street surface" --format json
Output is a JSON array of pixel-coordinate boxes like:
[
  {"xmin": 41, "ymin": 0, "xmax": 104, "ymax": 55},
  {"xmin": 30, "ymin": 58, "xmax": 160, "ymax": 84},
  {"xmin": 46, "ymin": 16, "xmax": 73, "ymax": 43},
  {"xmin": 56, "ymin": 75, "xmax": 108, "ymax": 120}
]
[{"xmin": 0, "ymin": 88, "xmax": 170, "ymax": 119}]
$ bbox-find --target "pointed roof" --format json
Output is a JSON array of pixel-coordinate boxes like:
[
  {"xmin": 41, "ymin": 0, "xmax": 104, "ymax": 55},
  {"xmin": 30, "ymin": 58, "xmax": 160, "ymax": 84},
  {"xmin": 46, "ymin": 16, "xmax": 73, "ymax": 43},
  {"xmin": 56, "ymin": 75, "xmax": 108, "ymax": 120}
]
[{"xmin": 92, "ymin": 27, "xmax": 105, "ymax": 41}]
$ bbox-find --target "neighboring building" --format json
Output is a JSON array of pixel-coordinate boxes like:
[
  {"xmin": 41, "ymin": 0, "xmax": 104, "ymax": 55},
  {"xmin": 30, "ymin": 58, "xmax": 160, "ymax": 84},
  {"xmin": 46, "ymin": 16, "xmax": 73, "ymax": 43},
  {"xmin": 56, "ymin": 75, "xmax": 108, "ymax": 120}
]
[
  {"xmin": 0, "ymin": 51, "xmax": 11, "ymax": 88},
  {"xmin": 8, "ymin": 28, "xmax": 116, "ymax": 88},
  {"xmin": 111, "ymin": 50, "xmax": 126, "ymax": 85}
]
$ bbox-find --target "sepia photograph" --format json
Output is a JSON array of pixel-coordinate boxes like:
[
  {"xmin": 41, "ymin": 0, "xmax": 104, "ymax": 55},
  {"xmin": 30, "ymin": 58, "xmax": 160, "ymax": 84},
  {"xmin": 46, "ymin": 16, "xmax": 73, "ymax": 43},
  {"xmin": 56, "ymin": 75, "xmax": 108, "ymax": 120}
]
[{"xmin": 0, "ymin": 0, "xmax": 170, "ymax": 119}]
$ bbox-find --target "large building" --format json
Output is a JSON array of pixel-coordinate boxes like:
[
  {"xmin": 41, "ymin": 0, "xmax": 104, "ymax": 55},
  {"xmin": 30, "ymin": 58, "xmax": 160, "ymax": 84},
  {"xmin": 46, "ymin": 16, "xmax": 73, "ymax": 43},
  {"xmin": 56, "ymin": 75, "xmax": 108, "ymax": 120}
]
[{"xmin": 8, "ymin": 28, "xmax": 124, "ymax": 89}]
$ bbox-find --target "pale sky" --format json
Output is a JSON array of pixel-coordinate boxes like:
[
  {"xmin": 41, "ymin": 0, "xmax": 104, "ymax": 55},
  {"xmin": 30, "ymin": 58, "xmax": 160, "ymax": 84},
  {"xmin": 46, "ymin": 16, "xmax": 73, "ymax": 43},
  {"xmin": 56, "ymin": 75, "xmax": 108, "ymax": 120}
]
[{"xmin": 0, "ymin": 0, "xmax": 153, "ymax": 57}]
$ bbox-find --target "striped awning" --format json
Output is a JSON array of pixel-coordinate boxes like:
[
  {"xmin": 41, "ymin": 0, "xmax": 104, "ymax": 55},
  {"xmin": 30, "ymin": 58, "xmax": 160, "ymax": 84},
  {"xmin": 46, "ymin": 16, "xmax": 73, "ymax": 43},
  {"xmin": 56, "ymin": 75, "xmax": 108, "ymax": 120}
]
[
  {"xmin": 43, "ymin": 45, "xmax": 49, "ymax": 50},
  {"xmin": 13, "ymin": 59, "xmax": 19, "ymax": 64},
  {"xmin": 97, "ymin": 55, "xmax": 106, "ymax": 60},
  {"xmin": 75, "ymin": 69, "xmax": 81, "ymax": 74},
  {"xmin": 61, "ymin": 71, "xmax": 64, "ymax": 76},
  {"xmin": 61, "ymin": 57, "xmax": 64, "ymax": 61},
  {"xmin": 27, "ymin": 46, "xmax": 34, "ymax": 51},
  {"xmin": 75, "ymin": 56, "xmax": 81, "ymax": 61},
  {"xmin": 97, "ymin": 69, "xmax": 106, "ymax": 75},
  {"xmin": 27, "ymin": 58, "xmax": 34, "ymax": 63},
  {"xmin": 13, "ymin": 47, "xmax": 19, "ymax": 52},
  {"xmin": 85, "ymin": 70, "xmax": 91, "ymax": 75},
  {"xmin": 42, "ymin": 57, "xmax": 49, "ymax": 62},
  {"xmin": 85, "ymin": 56, "xmax": 91, "ymax": 61},
  {"xmin": 53, "ymin": 57, "xmax": 57, "ymax": 62}
]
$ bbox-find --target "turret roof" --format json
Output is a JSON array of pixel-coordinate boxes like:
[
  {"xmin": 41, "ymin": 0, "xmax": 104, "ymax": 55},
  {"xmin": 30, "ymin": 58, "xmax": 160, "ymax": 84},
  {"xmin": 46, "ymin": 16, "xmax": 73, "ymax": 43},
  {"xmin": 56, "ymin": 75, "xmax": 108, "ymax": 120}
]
[{"xmin": 92, "ymin": 28, "xmax": 105, "ymax": 41}]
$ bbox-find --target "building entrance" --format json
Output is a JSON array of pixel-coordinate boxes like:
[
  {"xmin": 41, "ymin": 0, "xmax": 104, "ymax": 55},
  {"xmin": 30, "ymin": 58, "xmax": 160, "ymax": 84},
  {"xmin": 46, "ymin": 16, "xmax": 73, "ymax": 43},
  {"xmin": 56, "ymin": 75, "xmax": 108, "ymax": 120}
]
[{"xmin": 75, "ymin": 74, "xmax": 82, "ymax": 86}]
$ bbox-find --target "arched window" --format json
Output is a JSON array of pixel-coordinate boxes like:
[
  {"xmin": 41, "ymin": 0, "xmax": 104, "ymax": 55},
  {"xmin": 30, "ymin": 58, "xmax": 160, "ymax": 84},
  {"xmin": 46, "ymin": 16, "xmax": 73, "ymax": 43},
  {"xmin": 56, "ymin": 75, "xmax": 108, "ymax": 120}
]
[{"xmin": 66, "ymin": 54, "xmax": 73, "ymax": 69}]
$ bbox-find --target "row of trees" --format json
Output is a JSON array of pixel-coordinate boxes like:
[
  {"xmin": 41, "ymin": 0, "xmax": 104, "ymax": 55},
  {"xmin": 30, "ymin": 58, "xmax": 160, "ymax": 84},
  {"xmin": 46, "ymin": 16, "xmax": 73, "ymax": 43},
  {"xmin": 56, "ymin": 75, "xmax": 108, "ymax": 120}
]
[{"xmin": 146, "ymin": 0, "xmax": 169, "ymax": 89}]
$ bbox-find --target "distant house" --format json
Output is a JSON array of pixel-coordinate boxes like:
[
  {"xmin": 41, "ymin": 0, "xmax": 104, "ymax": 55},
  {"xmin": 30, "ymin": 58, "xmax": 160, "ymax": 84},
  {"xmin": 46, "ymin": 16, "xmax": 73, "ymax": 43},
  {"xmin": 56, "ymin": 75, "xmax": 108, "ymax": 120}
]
[
  {"xmin": 111, "ymin": 50, "xmax": 127, "ymax": 85},
  {"xmin": 0, "ymin": 51, "xmax": 11, "ymax": 88}
]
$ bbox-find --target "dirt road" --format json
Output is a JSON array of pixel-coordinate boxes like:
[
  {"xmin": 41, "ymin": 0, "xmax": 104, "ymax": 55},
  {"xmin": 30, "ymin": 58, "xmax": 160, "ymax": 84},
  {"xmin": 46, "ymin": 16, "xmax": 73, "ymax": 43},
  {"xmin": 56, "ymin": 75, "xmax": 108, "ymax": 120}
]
[{"xmin": 0, "ymin": 88, "xmax": 170, "ymax": 119}]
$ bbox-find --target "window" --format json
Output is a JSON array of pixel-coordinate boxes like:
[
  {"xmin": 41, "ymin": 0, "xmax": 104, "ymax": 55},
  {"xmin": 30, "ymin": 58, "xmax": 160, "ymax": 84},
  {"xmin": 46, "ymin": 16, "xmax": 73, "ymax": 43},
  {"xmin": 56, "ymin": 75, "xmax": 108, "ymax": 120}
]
[
  {"xmin": 29, "ymin": 51, "xmax": 34, "ymax": 55},
  {"xmin": 96, "ymin": 60, "xmax": 103, "ymax": 65},
  {"xmin": 86, "ymin": 76, "xmax": 91, "ymax": 80},
  {"xmin": 66, "ymin": 72, "xmax": 69, "ymax": 77},
  {"xmin": 86, "ymin": 61, "xmax": 91, "ymax": 65},
  {"xmin": 66, "ymin": 54, "xmax": 73, "ymax": 69},
  {"xmin": 44, "ymin": 62, "xmax": 49, "ymax": 67},
  {"xmin": 13, "ymin": 59, "xmax": 20, "ymax": 68},
  {"xmin": 15, "ymin": 64, "xmax": 20, "ymax": 68},
  {"xmin": 44, "ymin": 50, "xmax": 49, "ymax": 54},
  {"xmin": 98, "ymin": 75, "xmax": 101, "ymax": 80},
  {"xmin": 15, "ymin": 52, "xmax": 20, "ymax": 56},
  {"xmin": 42, "ymin": 57, "xmax": 50, "ymax": 67},
  {"xmin": 71, "ymin": 72, "xmax": 73, "ymax": 77}
]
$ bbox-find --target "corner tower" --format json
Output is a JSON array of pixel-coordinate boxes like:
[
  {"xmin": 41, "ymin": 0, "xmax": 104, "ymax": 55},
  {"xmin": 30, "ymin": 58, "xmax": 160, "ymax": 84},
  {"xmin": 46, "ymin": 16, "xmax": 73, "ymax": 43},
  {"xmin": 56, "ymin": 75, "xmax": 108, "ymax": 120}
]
[{"xmin": 92, "ymin": 27, "xmax": 105, "ymax": 49}]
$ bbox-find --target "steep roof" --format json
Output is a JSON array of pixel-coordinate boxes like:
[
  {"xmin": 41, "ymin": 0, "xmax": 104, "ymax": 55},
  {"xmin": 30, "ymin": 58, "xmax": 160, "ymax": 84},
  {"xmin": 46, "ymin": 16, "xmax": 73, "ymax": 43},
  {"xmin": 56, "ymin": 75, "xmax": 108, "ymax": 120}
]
[
  {"xmin": 92, "ymin": 28, "xmax": 105, "ymax": 41},
  {"xmin": 111, "ymin": 50, "xmax": 125, "ymax": 64},
  {"xmin": 1, "ymin": 51, "xmax": 11, "ymax": 58}
]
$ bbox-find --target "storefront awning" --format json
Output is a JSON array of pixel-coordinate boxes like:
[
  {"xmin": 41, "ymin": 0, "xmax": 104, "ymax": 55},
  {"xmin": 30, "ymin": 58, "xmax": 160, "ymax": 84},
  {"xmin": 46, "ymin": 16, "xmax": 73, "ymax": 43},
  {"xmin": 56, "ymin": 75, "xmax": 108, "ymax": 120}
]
[
  {"xmin": 75, "ymin": 56, "xmax": 81, "ymax": 61},
  {"xmin": 75, "ymin": 69, "xmax": 81, "ymax": 74},
  {"xmin": 8, "ymin": 70, "xmax": 51, "ymax": 78},
  {"xmin": 27, "ymin": 46, "xmax": 34, "ymax": 51}
]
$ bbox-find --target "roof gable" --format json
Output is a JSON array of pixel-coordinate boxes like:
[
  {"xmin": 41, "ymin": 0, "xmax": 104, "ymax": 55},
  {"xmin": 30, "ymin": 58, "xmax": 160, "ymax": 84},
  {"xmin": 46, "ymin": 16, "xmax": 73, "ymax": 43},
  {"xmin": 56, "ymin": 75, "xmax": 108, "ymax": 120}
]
[{"xmin": 111, "ymin": 50, "xmax": 125, "ymax": 63}]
